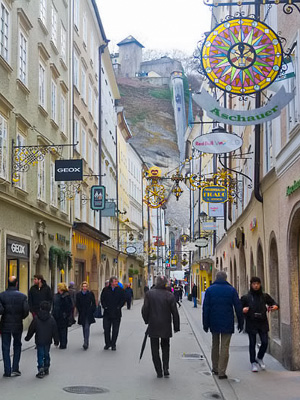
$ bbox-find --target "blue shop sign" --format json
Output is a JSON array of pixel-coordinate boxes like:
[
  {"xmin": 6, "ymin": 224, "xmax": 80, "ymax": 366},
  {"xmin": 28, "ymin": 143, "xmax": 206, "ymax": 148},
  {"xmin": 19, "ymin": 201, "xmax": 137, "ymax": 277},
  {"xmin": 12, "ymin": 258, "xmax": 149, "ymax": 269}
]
[{"xmin": 202, "ymin": 185, "xmax": 228, "ymax": 203}]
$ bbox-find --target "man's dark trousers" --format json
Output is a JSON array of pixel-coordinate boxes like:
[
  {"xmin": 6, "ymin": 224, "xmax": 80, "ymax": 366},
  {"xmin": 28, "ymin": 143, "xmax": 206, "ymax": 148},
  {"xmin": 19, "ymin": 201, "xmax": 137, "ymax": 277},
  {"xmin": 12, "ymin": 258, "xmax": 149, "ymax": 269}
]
[
  {"xmin": 103, "ymin": 317, "xmax": 121, "ymax": 347},
  {"xmin": 1, "ymin": 332, "xmax": 22, "ymax": 375},
  {"xmin": 150, "ymin": 337, "xmax": 170, "ymax": 375}
]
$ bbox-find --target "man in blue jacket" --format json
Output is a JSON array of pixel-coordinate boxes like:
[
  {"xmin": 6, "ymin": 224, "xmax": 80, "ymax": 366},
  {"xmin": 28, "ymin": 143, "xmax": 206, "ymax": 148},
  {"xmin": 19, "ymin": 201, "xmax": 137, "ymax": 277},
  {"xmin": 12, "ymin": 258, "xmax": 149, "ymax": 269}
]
[{"xmin": 203, "ymin": 271, "xmax": 243, "ymax": 379}]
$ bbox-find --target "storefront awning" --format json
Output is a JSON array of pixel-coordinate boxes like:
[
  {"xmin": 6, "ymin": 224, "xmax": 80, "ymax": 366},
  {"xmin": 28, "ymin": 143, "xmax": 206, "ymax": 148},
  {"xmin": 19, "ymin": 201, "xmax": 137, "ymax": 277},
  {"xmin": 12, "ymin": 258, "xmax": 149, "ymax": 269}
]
[{"xmin": 72, "ymin": 222, "xmax": 110, "ymax": 242}]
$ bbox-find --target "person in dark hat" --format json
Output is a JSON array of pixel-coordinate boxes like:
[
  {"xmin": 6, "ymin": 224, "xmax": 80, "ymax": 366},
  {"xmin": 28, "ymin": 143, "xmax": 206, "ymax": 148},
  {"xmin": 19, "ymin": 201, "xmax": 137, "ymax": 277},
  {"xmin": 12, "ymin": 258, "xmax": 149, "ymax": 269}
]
[
  {"xmin": 241, "ymin": 277, "xmax": 279, "ymax": 372},
  {"xmin": 142, "ymin": 276, "xmax": 180, "ymax": 378}
]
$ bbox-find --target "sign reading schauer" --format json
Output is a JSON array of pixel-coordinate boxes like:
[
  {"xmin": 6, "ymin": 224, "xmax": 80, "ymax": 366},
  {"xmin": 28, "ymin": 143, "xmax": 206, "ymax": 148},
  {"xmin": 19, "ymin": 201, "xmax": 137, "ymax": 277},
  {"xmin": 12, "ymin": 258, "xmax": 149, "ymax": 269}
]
[
  {"xmin": 286, "ymin": 179, "xmax": 300, "ymax": 196},
  {"xmin": 55, "ymin": 159, "xmax": 83, "ymax": 181},
  {"xmin": 7, "ymin": 238, "xmax": 29, "ymax": 259}
]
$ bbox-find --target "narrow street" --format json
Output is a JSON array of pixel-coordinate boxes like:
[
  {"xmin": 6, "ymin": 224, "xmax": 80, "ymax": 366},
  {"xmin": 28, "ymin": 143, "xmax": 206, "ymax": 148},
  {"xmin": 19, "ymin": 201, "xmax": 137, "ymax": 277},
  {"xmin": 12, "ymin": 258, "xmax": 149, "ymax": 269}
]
[{"xmin": 1, "ymin": 298, "xmax": 300, "ymax": 400}]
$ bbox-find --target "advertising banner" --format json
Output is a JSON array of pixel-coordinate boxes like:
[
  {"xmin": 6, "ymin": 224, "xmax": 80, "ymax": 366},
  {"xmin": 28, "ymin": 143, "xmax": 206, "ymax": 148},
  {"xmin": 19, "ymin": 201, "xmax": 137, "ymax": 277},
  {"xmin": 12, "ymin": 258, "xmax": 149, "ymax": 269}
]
[
  {"xmin": 193, "ymin": 87, "xmax": 294, "ymax": 126},
  {"xmin": 193, "ymin": 132, "xmax": 242, "ymax": 154},
  {"xmin": 209, "ymin": 203, "xmax": 224, "ymax": 217}
]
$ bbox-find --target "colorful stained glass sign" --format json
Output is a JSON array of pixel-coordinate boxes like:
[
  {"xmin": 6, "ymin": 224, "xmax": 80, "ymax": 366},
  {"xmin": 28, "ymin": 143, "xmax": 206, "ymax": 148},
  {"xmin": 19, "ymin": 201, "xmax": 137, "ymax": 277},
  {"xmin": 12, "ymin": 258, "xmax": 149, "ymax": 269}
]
[{"xmin": 201, "ymin": 18, "xmax": 283, "ymax": 95}]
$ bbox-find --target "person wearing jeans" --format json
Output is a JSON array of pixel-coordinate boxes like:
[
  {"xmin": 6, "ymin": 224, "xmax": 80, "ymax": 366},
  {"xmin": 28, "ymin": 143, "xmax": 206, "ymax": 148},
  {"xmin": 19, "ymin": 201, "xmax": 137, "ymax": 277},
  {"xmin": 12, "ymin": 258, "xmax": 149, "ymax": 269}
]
[
  {"xmin": 241, "ymin": 277, "xmax": 279, "ymax": 372},
  {"xmin": 0, "ymin": 276, "xmax": 29, "ymax": 377},
  {"xmin": 203, "ymin": 271, "xmax": 243, "ymax": 379},
  {"xmin": 76, "ymin": 281, "xmax": 96, "ymax": 350},
  {"xmin": 191, "ymin": 283, "xmax": 198, "ymax": 308}
]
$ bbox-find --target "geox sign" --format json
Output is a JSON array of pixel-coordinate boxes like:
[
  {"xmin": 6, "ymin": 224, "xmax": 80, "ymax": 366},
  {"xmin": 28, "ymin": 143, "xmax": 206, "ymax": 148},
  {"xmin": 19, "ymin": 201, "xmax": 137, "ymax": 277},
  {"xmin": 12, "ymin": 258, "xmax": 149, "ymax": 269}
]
[{"xmin": 55, "ymin": 159, "xmax": 83, "ymax": 181}]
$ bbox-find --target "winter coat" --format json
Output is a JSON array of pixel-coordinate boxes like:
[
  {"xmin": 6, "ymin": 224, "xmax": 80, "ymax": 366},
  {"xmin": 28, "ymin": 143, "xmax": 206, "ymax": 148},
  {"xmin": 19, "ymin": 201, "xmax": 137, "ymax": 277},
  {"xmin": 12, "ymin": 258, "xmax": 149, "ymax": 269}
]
[
  {"xmin": 28, "ymin": 282, "xmax": 52, "ymax": 314},
  {"xmin": 76, "ymin": 290, "xmax": 96, "ymax": 326},
  {"xmin": 0, "ymin": 287, "xmax": 29, "ymax": 333},
  {"xmin": 124, "ymin": 287, "xmax": 133, "ymax": 300},
  {"xmin": 142, "ymin": 286, "xmax": 180, "ymax": 338},
  {"xmin": 101, "ymin": 286, "xmax": 125, "ymax": 319},
  {"xmin": 192, "ymin": 285, "xmax": 197, "ymax": 297},
  {"xmin": 174, "ymin": 288, "xmax": 180, "ymax": 302},
  {"xmin": 203, "ymin": 280, "xmax": 243, "ymax": 334},
  {"xmin": 68, "ymin": 287, "xmax": 77, "ymax": 307},
  {"xmin": 52, "ymin": 292, "xmax": 73, "ymax": 328},
  {"xmin": 241, "ymin": 289, "xmax": 279, "ymax": 334},
  {"xmin": 25, "ymin": 309, "xmax": 59, "ymax": 346}
]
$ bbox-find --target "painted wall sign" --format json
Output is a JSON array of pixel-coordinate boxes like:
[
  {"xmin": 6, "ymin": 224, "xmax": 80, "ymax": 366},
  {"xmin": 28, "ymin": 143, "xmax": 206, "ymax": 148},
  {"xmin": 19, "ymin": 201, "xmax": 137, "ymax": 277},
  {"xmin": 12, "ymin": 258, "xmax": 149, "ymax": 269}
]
[
  {"xmin": 202, "ymin": 185, "xmax": 228, "ymax": 203},
  {"xmin": 286, "ymin": 179, "xmax": 300, "ymax": 196},
  {"xmin": 193, "ymin": 87, "xmax": 294, "ymax": 126},
  {"xmin": 55, "ymin": 159, "xmax": 83, "ymax": 181},
  {"xmin": 91, "ymin": 186, "xmax": 106, "ymax": 210},
  {"xmin": 193, "ymin": 132, "xmax": 242, "ymax": 154}
]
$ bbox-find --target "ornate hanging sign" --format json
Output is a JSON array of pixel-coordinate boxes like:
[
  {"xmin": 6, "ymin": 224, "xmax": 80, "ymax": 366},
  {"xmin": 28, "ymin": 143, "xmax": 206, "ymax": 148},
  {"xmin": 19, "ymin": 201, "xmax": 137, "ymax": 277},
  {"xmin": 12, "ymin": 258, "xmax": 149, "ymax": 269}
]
[
  {"xmin": 202, "ymin": 185, "xmax": 228, "ymax": 203},
  {"xmin": 193, "ymin": 132, "xmax": 243, "ymax": 153},
  {"xmin": 201, "ymin": 18, "xmax": 283, "ymax": 95},
  {"xmin": 193, "ymin": 86, "xmax": 294, "ymax": 126}
]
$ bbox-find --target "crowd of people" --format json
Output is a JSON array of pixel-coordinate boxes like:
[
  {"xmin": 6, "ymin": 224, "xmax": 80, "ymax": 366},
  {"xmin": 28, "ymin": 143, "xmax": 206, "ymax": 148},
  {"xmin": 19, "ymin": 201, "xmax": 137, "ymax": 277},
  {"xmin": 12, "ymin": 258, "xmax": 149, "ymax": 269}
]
[{"xmin": 0, "ymin": 271, "xmax": 278, "ymax": 381}]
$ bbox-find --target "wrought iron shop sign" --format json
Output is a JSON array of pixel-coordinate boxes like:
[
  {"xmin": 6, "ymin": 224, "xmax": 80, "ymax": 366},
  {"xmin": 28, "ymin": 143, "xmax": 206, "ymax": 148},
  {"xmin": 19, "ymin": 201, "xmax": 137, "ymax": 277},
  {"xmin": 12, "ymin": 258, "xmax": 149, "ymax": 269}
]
[
  {"xmin": 193, "ymin": 87, "xmax": 294, "ymax": 126},
  {"xmin": 90, "ymin": 186, "xmax": 106, "ymax": 210},
  {"xmin": 201, "ymin": 18, "xmax": 283, "ymax": 95},
  {"xmin": 202, "ymin": 185, "xmax": 228, "ymax": 203},
  {"xmin": 55, "ymin": 159, "xmax": 83, "ymax": 181},
  {"xmin": 193, "ymin": 132, "xmax": 243, "ymax": 153}
]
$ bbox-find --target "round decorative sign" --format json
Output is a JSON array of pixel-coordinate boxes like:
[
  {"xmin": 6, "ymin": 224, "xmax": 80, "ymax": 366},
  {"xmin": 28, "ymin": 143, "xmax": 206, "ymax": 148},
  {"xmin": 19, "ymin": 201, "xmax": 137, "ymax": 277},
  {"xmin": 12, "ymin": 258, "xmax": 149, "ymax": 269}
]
[
  {"xmin": 192, "ymin": 132, "xmax": 243, "ymax": 154},
  {"xmin": 201, "ymin": 18, "xmax": 283, "ymax": 95},
  {"xmin": 126, "ymin": 246, "xmax": 137, "ymax": 255}
]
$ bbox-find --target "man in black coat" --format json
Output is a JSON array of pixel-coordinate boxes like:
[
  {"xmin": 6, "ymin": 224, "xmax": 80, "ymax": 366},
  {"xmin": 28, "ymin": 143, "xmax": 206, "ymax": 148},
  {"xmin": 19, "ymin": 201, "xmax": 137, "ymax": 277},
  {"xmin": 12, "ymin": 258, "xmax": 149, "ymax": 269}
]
[
  {"xmin": 28, "ymin": 274, "xmax": 52, "ymax": 317},
  {"xmin": 76, "ymin": 281, "xmax": 96, "ymax": 350},
  {"xmin": 124, "ymin": 283, "xmax": 134, "ymax": 310},
  {"xmin": 191, "ymin": 283, "xmax": 198, "ymax": 308},
  {"xmin": 0, "ymin": 276, "xmax": 29, "ymax": 377},
  {"xmin": 241, "ymin": 276, "xmax": 279, "ymax": 372},
  {"xmin": 142, "ymin": 275, "xmax": 180, "ymax": 378},
  {"xmin": 101, "ymin": 276, "xmax": 125, "ymax": 351}
]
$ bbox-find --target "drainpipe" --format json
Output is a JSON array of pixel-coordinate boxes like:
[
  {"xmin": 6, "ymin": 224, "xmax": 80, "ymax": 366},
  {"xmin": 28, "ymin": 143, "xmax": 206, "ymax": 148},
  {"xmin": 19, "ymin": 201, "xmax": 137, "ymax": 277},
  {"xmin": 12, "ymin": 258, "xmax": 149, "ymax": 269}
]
[{"xmin": 98, "ymin": 42, "xmax": 109, "ymax": 232}]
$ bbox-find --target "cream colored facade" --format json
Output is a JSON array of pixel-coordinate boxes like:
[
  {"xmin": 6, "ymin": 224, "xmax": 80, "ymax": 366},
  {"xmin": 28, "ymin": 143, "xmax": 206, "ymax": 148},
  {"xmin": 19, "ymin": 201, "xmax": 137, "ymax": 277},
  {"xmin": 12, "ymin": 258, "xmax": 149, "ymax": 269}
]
[
  {"xmin": 199, "ymin": 2, "xmax": 300, "ymax": 370},
  {"xmin": 0, "ymin": 0, "xmax": 72, "ymax": 296}
]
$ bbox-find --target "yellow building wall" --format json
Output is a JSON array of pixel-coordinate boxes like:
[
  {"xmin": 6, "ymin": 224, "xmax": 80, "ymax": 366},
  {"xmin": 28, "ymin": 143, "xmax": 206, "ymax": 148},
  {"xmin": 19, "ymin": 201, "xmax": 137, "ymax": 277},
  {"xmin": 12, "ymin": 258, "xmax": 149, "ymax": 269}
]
[{"xmin": 191, "ymin": 263, "xmax": 212, "ymax": 304}]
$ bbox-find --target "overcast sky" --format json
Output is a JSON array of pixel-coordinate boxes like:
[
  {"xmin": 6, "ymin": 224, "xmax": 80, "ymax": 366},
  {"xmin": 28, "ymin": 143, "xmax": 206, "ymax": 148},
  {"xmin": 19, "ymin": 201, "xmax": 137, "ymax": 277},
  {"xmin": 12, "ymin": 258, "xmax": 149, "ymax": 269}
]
[{"xmin": 96, "ymin": 0, "xmax": 212, "ymax": 56}]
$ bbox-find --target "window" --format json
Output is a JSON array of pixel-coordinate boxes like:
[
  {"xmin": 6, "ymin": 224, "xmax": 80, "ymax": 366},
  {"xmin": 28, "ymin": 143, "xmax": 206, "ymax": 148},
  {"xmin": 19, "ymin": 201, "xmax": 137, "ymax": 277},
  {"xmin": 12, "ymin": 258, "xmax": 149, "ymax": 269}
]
[
  {"xmin": 60, "ymin": 94, "xmax": 66, "ymax": 133},
  {"xmin": 40, "ymin": 0, "xmax": 46, "ymax": 26},
  {"xmin": 81, "ymin": 67, "xmax": 86, "ymax": 103},
  {"xmin": 19, "ymin": 29, "xmax": 28, "ymax": 85},
  {"xmin": 51, "ymin": 79, "xmax": 57, "ymax": 121},
  {"xmin": 88, "ymin": 83, "xmax": 92, "ymax": 113},
  {"xmin": 74, "ymin": 116, "xmax": 79, "ymax": 152},
  {"xmin": 81, "ymin": 127, "xmax": 86, "ymax": 159},
  {"xmin": 88, "ymin": 136, "xmax": 92, "ymax": 167},
  {"xmin": 59, "ymin": 181, "xmax": 66, "ymax": 212},
  {"xmin": 93, "ymin": 146, "xmax": 98, "ymax": 174},
  {"xmin": 39, "ymin": 61, "xmax": 46, "ymax": 108},
  {"xmin": 15, "ymin": 133, "xmax": 26, "ymax": 190},
  {"xmin": 51, "ymin": 5, "xmax": 57, "ymax": 47},
  {"xmin": 265, "ymin": 121, "xmax": 273, "ymax": 173},
  {"xmin": 89, "ymin": 207, "xmax": 94, "ymax": 227},
  {"xmin": 288, "ymin": 46, "xmax": 299, "ymax": 132},
  {"xmin": 74, "ymin": 191, "xmax": 80, "ymax": 219},
  {"xmin": 50, "ymin": 161, "xmax": 57, "ymax": 207},
  {"xmin": 60, "ymin": 23, "xmax": 66, "ymax": 63},
  {"xmin": 0, "ymin": 2, "xmax": 9, "ymax": 62},
  {"xmin": 94, "ymin": 95, "xmax": 98, "ymax": 126},
  {"xmin": 74, "ymin": 0, "xmax": 79, "ymax": 29},
  {"xmin": 0, "ymin": 114, "xmax": 8, "ymax": 179},
  {"xmin": 74, "ymin": 52, "xmax": 79, "ymax": 89},
  {"xmin": 37, "ymin": 157, "xmax": 46, "ymax": 201},
  {"xmin": 90, "ymin": 32, "xmax": 94, "ymax": 65},
  {"xmin": 83, "ymin": 14, "xmax": 87, "ymax": 47}
]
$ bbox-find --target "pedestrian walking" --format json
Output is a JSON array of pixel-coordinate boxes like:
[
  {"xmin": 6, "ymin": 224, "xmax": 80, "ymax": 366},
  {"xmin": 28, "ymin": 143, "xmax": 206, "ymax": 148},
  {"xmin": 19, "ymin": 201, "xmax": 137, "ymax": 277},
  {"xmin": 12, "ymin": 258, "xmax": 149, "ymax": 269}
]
[
  {"xmin": 178, "ymin": 284, "xmax": 183, "ymax": 302},
  {"xmin": 241, "ymin": 276, "xmax": 279, "ymax": 372},
  {"xmin": 0, "ymin": 276, "xmax": 29, "ymax": 377},
  {"xmin": 68, "ymin": 281, "xmax": 77, "ymax": 322},
  {"xmin": 142, "ymin": 275, "xmax": 180, "ymax": 378},
  {"xmin": 192, "ymin": 283, "xmax": 198, "ymax": 307},
  {"xmin": 75, "ymin": 281, "xmax": 96, "ymax": 350},
  {"xmin": 25, "ymin": 301, "xmax": 59, "ymax": 378},
  {"xmin": 203, "ymin": 271, "xmax": 243, "ymax": 379},
  {"xmin": 144, "ymin": 285, "xmax": 149, "ymax": 294},
  {"xmin": 28, "ymin": 274, "xmax": 52, "ymax": 317},
  {"xmin": 52, "ymin": 283, "xmax": 73, "ymax": 349},
  {"xmin": 174, "ymin": 285, "xmax": 181, "ymax": 308},
  {"xmin": 100, "ymin": 276, "xmax": 125, "ymax": 351},
  {"xmin": 124, "ymin": 283, "xmax": 134, "ymax": 310}
]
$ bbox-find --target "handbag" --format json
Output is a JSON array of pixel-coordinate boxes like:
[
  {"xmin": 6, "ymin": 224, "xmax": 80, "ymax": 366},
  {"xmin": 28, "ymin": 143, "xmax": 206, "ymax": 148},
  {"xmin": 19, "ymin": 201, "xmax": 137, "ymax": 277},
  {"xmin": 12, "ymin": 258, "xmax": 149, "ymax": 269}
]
[{"xmin": 94, "ymin": 304, "xmax": 103, "ymax": 319}]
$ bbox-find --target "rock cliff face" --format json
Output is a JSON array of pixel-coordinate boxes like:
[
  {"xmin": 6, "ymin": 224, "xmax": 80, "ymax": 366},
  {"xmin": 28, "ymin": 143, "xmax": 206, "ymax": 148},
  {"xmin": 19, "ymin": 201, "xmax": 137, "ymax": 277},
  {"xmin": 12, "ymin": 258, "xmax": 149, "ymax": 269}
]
[{"xmin": 118, "ymin": 77, "xmax": 190, "ymax": 231}]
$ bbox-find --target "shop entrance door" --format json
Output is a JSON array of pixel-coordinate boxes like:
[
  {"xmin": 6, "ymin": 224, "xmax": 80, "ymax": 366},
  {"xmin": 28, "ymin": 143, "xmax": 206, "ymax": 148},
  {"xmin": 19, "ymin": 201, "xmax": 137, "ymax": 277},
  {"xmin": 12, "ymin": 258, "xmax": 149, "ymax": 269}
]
[
  {"xmin": 6, "ymin": 259, "xmax": 29, "ymax": 295},
  {"xmin": 74, "ymin": 261, "xmax": 85, "ymax": 290}
]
